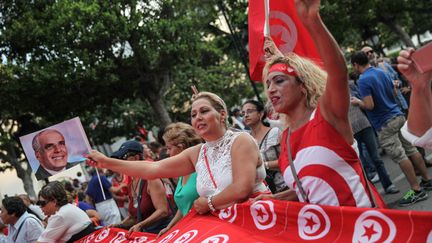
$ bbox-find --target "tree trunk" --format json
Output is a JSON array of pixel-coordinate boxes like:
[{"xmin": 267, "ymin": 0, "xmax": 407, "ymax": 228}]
[
  {"xmin": 381, "ymin": 19, "xmax": 415, "ymax": 47},
  {"xmin": 15, "ymin": 163, "xmax": 37, "ymax": 198},
  {"xmin": 142, "ymin": 72, "xmax": 172, "ymax": 128},
  {"xmin": 6, "ymin": 143, "xmax": 37, "ymax": 198}
]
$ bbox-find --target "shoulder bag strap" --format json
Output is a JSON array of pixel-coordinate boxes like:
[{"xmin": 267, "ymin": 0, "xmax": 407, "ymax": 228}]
[
  {"xmin": 136, "ymin": 179, "xmax": 145, "ymax": 222},
  {"xmin": 286, "ymin": 129, "xmax": 309, "ymax": 203}
]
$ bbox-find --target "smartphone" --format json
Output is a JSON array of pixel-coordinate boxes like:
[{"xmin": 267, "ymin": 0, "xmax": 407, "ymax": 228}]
[{"xmin": 411, "ymin": 42, "xmax": 432, "ymax": 73}]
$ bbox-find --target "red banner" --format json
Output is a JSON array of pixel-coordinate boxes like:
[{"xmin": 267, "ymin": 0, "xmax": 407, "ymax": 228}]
[
  {"xmin": 77, "ymin": 200, "xmax": 432, "ymax": 242},
  {"xmin": 248, "ymin": 0, "xmax": 322, "ymax": 81}
]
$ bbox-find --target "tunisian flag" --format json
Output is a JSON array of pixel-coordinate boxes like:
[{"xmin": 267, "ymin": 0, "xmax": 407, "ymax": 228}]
[
  {"xmin": 78, "ymin": 200, "xmax": 432, "ymax": 243},
  {"xmin": 248, "ymin": 0, "xmax": 322, "ymax": 81}
]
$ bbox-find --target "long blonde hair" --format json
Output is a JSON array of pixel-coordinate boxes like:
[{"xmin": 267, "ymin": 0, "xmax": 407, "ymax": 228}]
[{"xmin": 263, "ymin": 53, "xmax": 327, "ymax": 109}]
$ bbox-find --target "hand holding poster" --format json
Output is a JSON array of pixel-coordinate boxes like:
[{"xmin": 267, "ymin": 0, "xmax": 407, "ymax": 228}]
[{"xmin": 19, "ymin": 117, "xmax": 91, "ymax": 180}]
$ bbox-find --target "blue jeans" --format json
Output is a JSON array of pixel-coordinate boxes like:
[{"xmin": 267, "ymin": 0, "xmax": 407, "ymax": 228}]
[{"xmin": 355, "ymin": 127, "xmax": 392, "ymax": 190}]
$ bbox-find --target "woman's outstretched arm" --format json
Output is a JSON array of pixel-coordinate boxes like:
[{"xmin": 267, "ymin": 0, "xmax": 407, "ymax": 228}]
[{"xmin": 86, "ymin": 145, "xmax": 199, "ymax": 180}]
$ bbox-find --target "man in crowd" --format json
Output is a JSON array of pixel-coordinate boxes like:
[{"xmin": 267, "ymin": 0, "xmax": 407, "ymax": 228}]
[
  {"xmin": 0, "ymin": 196, "xmax": 44, "ymax": 242},
  {"xmin": 86, "ymin": 167, "xmax": 125, "ymax": 226},
  {"xmin": 351, "ymin": 51, "xmax": 432, "ymax": 206},
  {"xmin": 32, "ymin": 129, "xmax": 80, "ymax": 180}
]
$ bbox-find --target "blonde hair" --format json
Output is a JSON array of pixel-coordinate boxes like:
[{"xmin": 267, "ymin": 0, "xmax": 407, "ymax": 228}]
[
  {"xmin": 263, "ymin": 53, "xmax": 327, "ymax": 109},
  {"xmin": 163, "ymin": 122, "xmax": 203, "ymax": 148}
]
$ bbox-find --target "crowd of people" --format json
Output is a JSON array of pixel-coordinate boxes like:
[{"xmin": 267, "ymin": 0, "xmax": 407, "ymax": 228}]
[{"xmin": 1, "ymin": 0, "xmax": 431, "ymax": 242}]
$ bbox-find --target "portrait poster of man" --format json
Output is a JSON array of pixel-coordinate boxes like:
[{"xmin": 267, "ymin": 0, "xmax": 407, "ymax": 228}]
[{"xmin": 19, "ymin": 117, "xmax": 91, "ymax": 180}]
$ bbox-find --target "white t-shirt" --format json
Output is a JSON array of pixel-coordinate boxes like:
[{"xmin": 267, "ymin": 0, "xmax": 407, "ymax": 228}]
[
  {"xmin": 37, "ymin": 204, "xmax": 91, "ymax": 243},
  {"xmin": 401, "ymin": 122, "xmax": 432, "ymax": 150}
]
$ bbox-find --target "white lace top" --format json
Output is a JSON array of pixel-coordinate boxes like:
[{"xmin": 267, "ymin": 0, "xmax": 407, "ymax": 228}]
[{"xmin": 195, "ymin": 130, "xmax": 268, "ymax": 197}]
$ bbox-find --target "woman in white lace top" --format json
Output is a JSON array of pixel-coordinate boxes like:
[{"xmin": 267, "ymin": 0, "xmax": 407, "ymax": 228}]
[{"xmin": 87, "ymin": 91, "xmax": 268, "ymax": 215}]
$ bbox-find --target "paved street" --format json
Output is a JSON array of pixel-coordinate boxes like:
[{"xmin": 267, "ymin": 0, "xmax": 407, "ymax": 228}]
[{"xmin": 374, "ymin": 150, "xmax": 432, "ymax": 211}]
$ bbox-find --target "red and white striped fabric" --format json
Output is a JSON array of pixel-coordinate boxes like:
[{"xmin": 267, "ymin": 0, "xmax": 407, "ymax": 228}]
[
  {"xmin": 279, "ymin": 107, "xmax": 386, "ymax": 208},
  {"xmin": 77, "ymin": 200, "xmax": 432, "ymax": 242}
]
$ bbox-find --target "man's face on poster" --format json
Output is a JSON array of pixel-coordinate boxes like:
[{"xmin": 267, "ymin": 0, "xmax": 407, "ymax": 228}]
[{"xmin": 35, "ymin": 130, "xmax": 68, "ymax": 171}]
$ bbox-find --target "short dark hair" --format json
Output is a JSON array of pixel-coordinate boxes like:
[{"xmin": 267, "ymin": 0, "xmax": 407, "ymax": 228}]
[
  {"xmin": 350, "ymin": 51, "xmax": 369, "ymax": 66},
  {"xmin": 39, "ymin": 181, "xmax": 68, "ymax": 207},
  {"xmin": 2, "ymin": 196, "xmax": 27, "ymax": 218}
]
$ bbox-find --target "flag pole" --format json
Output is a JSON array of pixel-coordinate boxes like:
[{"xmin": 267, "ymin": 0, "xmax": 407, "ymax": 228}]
[{"xmin": 264, "ymin": 0, "xmax": 270, "ymax": 37}]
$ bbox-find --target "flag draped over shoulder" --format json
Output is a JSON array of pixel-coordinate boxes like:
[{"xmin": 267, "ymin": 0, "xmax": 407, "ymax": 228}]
[
  {"xmin": 248, "ymin": 0, "xmax": 322, "ymax": 81},
  {"xmin": 77, "ymin": 200, "xmax": 432, "ymax": 243}
]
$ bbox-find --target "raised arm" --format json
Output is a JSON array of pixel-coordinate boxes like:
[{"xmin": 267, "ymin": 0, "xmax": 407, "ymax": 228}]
[
  {"xmin": 193, "ymin": 134, "xmax": 259, "ymax": 214},
  {"xmin": 86, "ymin": 145, "xmax": 199, "ymax": 180},
  {"xmin": 397, "ymin": 48, "xmax": 432, "ymax": 136},
  {"xmin": 296, "ymin": 0, "xmax": 350, "ymax": 136}
]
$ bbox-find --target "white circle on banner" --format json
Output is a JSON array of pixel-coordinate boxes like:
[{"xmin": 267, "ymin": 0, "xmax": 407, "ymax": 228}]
[
  {"xmin": 131, "ymin": 236, "xmax": 149, "ymax": 243},
  {"xmin": 173, "ymin": 230, "xmax": 198, "ymax": 243},
  {"xmin": 219, "ymin": 204, "xmax": 237, "ymax": 223},
  {"xmin": 84, "ymin": 233, "xmax": 95, "ymax": 243},
  {"xmin": 298, "ymin": 204, "xmax": 331, "ymax": 240},
  {"xmin": 159, "ymin": 229, "xmax": 180, "ymax": 243},
  {"xmin": 109, "ymin": 231, "xmax": 127, "ymax": 243},
  {"xmin": 250, "ymin": 200, "xmax": 277, "ymax": 230},
  {"xmin": 352, "ymin": 210, "xmax": 396, "ymax": 243},
  {"xmin": 201, "ymin": 234, "xmax": 230, "ymax": 243},
  {"xmin": 94, "ymin": 228, "xmax": 110, "ymax": 242}
]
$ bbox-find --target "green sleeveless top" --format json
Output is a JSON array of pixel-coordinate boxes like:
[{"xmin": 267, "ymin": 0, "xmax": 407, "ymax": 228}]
[{"xmin": 174, "ymin": 172, "xmax": 199, "ymax": 216}]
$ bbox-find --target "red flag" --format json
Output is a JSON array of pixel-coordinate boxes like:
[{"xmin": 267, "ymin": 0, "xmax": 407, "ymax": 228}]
[
  {"xmin": 248, "ymin": 0, "xmax": 322, "ymax": 81},
  {"xmin": 78, "ymin": 201, "xmax": 432, "ymax": 243}
]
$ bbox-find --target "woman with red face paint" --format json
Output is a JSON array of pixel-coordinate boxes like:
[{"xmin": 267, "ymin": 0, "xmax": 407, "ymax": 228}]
[
  {"xmin": 259, "ymin": 0, "xmax": 385, "ymax": 208},
  {"xmin": 85, "ymin": 91, "xmax": 269, "ymax": 215}
]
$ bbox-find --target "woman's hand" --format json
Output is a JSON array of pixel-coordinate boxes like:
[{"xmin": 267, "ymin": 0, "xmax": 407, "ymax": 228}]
[
  {"xmin": 397, "ymin": 48, "xmax": 432, "ymax": 89},
  {"xmin": 157, "ymin": 227, "xmax": 170, "ymax": 238},
  {"xmin": 295, "ymin": 0, "xmax": 320, "ymax": 24},
  {"xmin": 193, "ymin": 196, "xmax": 210, "ymax": 214},
  {"xmin": 128, "ymin": 222, "xmax": 142, "ymax": 233},
  {"xmin": 264, "ymin": 36, "xmax": 284, "ymax": 60},
  {"xmin": 85, "ymin": 150, "xmax": 109, "ymax": 168},
  {"xmin": 252, "ymin": 193, "xmax": 275, "ymax": 202}
]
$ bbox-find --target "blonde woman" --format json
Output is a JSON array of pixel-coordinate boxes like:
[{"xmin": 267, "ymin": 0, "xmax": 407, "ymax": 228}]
[
  {"xmin": 86, "ymin": 91, "xmax": 269, "ymax": 215},
  {"xmin": 260, "ymin": 0, "xmax": 384, "ymax": 207}
]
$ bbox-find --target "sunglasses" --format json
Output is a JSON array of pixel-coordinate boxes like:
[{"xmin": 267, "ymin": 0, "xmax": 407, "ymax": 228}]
[
  {"xmin": 36, "ymin": 200, "xmax": 49, "ymax": 207},
  {"xmin": 366, "ymin": 50, "xmax": 374, "ymax": 55}
]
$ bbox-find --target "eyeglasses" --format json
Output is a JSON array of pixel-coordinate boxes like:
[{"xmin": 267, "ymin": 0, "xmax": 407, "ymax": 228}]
[
  {"xmin": 366, "ymin": 50, "xmax": 374, "ymax": 55},
  {"xmin": 36, "ymin": 200, "xmax": 49, "ymax": 207},
  {"xmin": 241, "ymin": 109, "xmax": 258, "ymax": 116}
]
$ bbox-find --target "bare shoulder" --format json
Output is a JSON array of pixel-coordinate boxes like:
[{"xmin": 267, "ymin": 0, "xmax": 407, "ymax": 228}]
[
  {"xmin": 182, "ymin": 143, "xmax": 203, "ymax": 166},
  {"xmin": 232, "ymin": 132, "xmax": 258, "ymax": 150}
]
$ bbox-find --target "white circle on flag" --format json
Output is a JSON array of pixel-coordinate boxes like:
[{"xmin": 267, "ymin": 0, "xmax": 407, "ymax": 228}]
[
  {"xmin": 173, "ymin": 230, "xmax": 198, "ymax": 243},
  {"xmin": 298, "ymin": 204, "xmax": 331, "ymax": 240},
  {"xmin": 219, "ymin": 204, "xmax": 237, "ymax": 223},
  {"xmin": 159, "ymin": 229, "xmax": 180, "ymax": 243},
  {"xmin": 270, "ymin": 10, "xmax": 298, "ymax": 53},
  {"xmin": 250, "ymin": 200, "xmax": 277, "ymax": 230},
  {"xmin": 109, "ymin": 231, "xmax": 126, "ymax": 243},
  {"xmin": 94, "ymin": 228, "xmax": 110, "ymax": 242},
  {"xmin": 352, "ymin": 210, "xmax": 396, "ymax": 243},
  {"xmin": 202, "ymin": 234, "xmax": 230, "ymax": 243}
]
